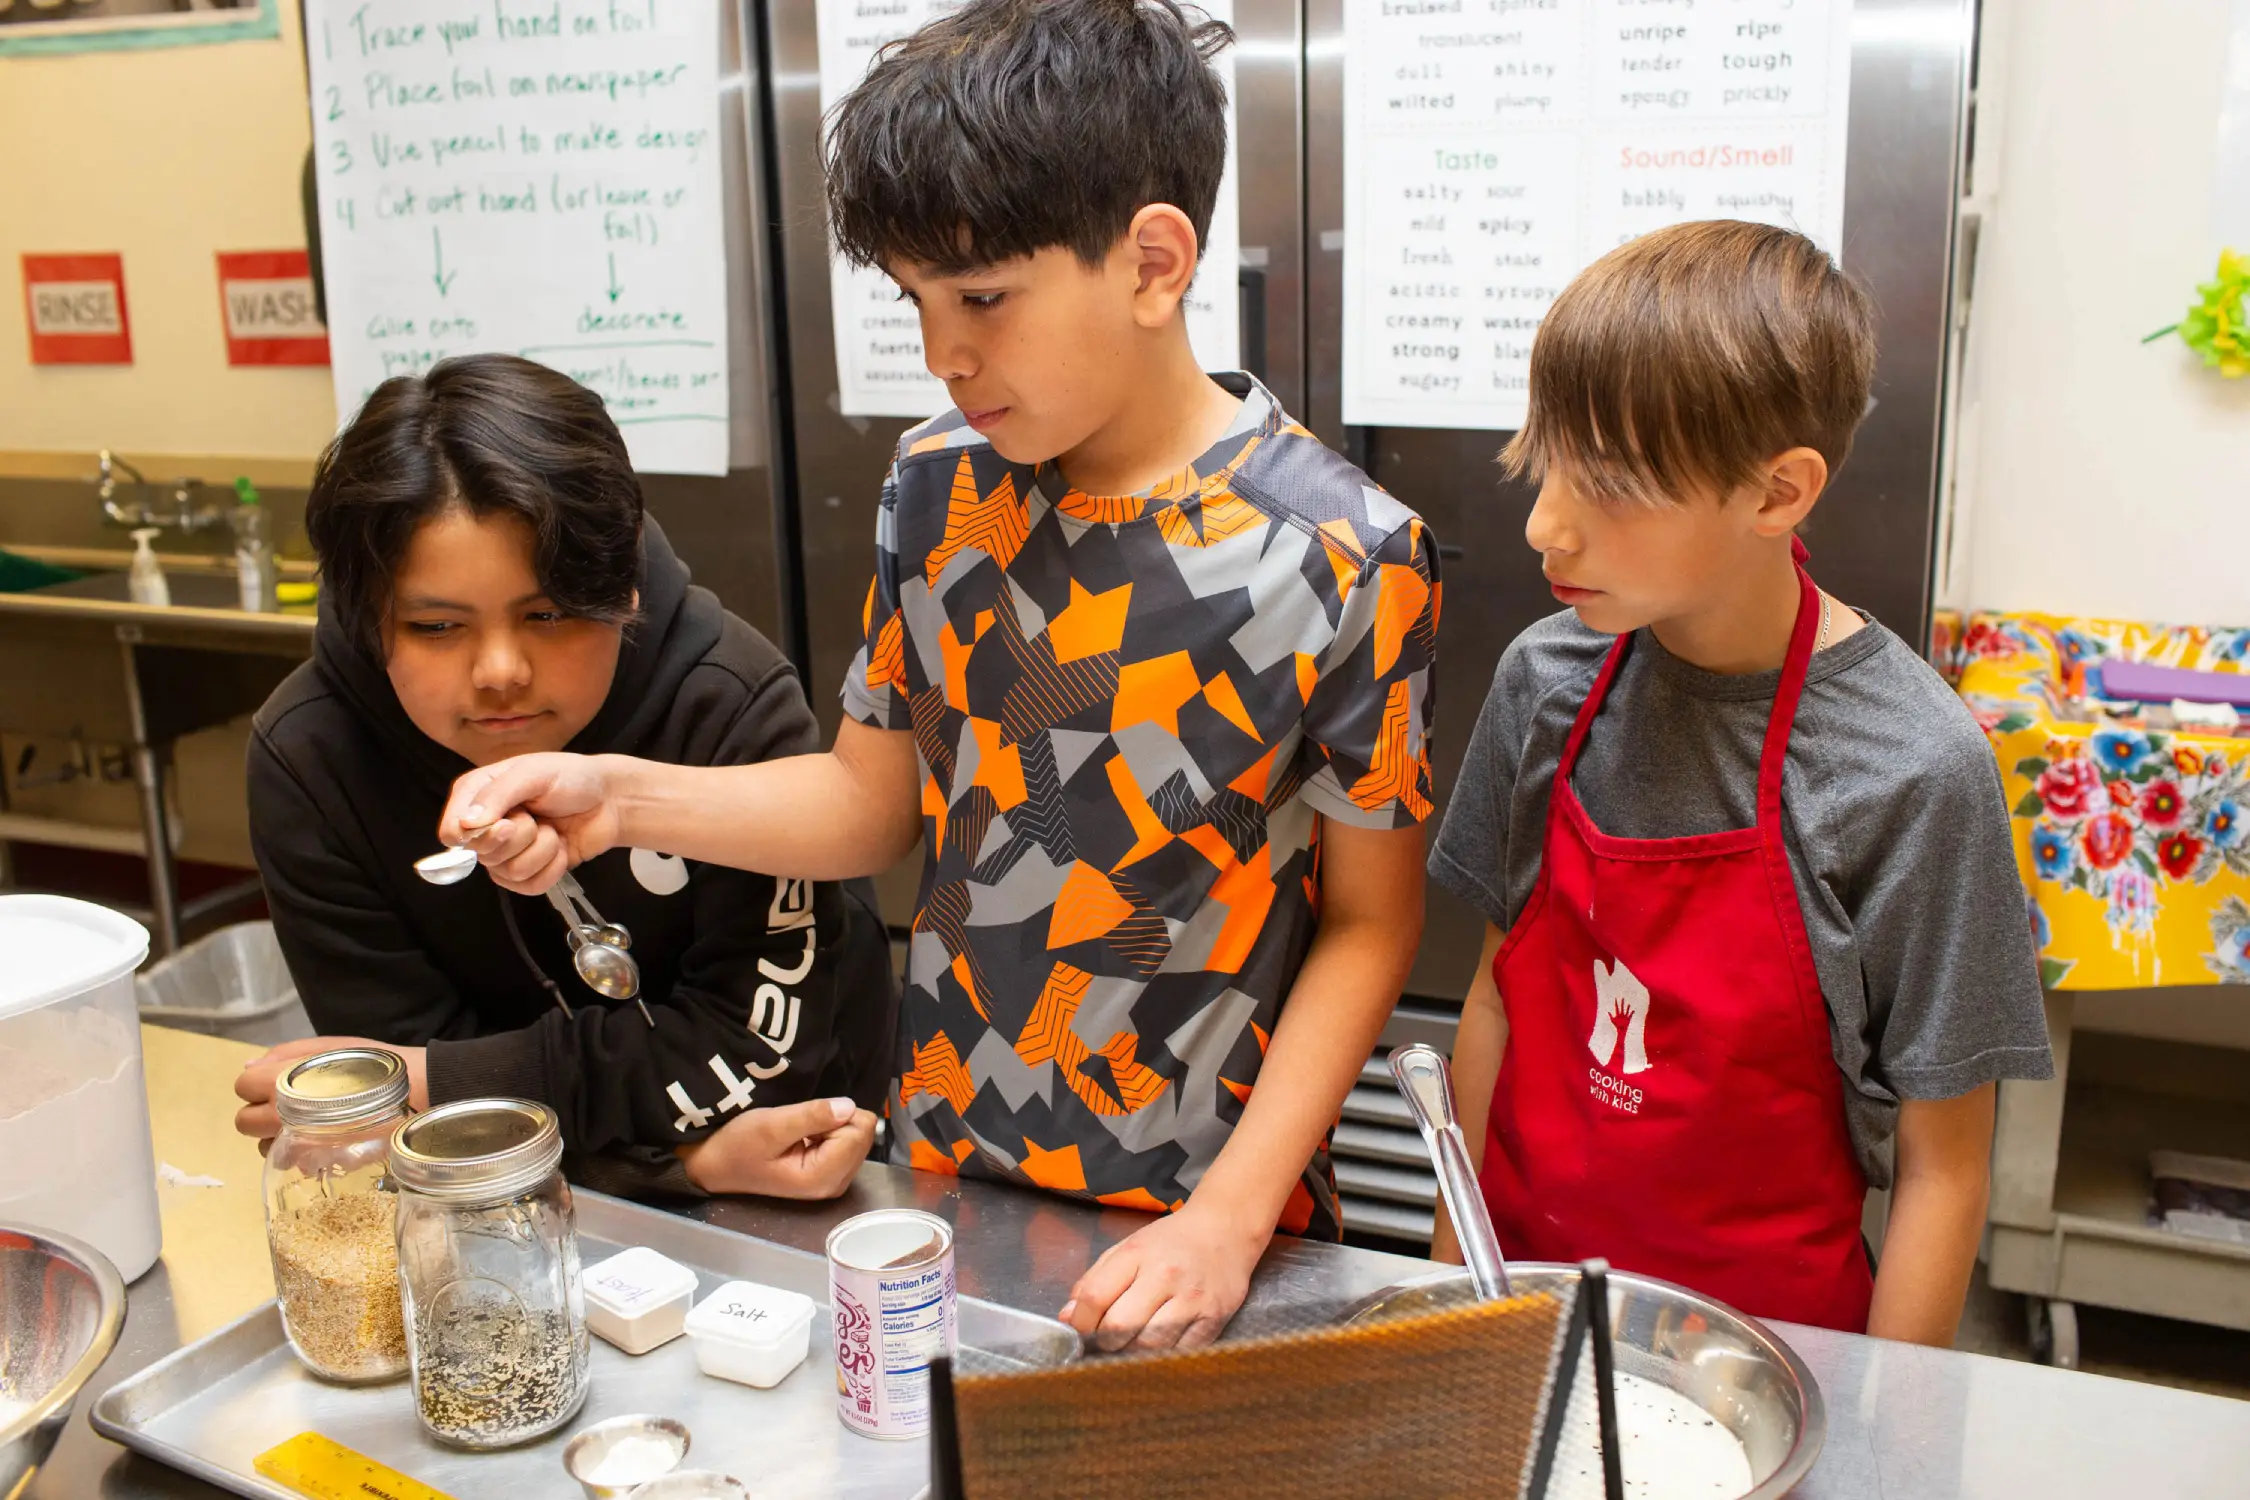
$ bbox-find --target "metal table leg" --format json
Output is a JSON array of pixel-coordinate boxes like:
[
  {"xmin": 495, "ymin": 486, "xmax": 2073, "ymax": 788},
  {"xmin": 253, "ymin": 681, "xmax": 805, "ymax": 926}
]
[{"xmin": 116, "ymin": 628, "xmax": 181, "ymax": 956}]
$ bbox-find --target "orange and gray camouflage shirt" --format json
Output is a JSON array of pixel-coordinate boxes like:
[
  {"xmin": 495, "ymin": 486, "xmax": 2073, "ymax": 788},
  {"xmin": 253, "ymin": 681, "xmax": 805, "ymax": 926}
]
[{"xmin": 843, "ymin": 372, "xmax": 1439, "ymax": 1239}]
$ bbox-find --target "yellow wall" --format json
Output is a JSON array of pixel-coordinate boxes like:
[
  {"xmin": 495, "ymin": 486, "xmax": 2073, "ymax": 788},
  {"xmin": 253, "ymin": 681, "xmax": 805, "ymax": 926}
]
[{"xmin": 0, "ymin": 8, "xmax": 337, "ymax": 463}]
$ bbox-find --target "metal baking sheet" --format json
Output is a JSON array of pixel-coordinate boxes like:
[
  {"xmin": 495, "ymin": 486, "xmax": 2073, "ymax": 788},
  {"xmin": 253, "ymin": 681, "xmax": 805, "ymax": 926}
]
[{"xmin": 90, "ymin": 1189, "xmax": 1080, "ymax": 1500}]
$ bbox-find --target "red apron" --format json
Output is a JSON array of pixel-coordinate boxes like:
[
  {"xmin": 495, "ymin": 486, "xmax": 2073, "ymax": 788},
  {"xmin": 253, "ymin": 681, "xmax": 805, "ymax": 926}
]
[{"xmin": 1479, "ymin": 546, "xmax": 1873, "ymax": 1331}]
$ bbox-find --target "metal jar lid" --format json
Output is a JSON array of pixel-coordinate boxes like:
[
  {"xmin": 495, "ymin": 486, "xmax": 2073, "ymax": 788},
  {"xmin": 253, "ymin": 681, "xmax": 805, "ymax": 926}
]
[
  {"xmin": 274, "ymin": 1047, "xmax": 411, "ymax": 1130},
  {"xmin": 387, "ymin": 1098, "xmax": 564, "ymax": 1204}
]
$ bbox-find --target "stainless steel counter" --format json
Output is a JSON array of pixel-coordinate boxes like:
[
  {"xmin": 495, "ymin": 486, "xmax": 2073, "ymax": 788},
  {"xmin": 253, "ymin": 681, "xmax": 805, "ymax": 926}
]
[{"xmin": 30, "ymin": 1159, "xmax": 2250, "ymax": 1500}]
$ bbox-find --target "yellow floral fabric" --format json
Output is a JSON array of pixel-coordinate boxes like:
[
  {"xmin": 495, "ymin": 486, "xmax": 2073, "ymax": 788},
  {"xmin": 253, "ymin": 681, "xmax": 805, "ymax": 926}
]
[{"xmin": 1955, "ymin": 611, "xmax": 2250, "ymax": 990}]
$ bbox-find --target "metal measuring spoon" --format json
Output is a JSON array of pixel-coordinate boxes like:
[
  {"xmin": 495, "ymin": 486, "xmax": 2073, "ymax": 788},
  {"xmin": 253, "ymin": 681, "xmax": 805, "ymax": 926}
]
[
  {"xmin": 571, "ymin": 937, "xmax": 642, "ymax": 1001},
  {"xmin": 414, "ymin": 846, "xmax": 479, "ymax": 885},
  {"xmin": 543, "ymin": 879, "xmax": 653, "ymax": 1025},
  {"xmin": 558, "ymin": 876, "xmax": 637, "ymax": 960}
]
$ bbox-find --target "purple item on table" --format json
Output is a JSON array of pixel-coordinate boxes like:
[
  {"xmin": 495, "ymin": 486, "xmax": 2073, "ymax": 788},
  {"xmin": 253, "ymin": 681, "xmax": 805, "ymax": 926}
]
[{"xmin": 2094, "ymin": 660, "xmax": 2250, "ymax": 707}]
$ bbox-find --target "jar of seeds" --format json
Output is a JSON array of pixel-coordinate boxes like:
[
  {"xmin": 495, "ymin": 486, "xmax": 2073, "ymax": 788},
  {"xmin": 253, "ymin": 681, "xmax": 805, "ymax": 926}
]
[
  {"xmin": 263, "ymin": 1047, "xmax": 412, "ymax": 1384},
  {"xmin": 388, "ymin": 1098, "xmax": 589, "ymax": 1449}
]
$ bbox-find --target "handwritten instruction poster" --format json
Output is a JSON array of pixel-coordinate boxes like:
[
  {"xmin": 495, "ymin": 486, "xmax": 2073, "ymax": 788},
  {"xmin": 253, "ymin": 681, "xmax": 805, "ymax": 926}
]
[
  {"xmin": 816, "ymin": 0, "xmax": 1240, "ymax": 418},
  {"xmin": 1342, "ymin": 0, "xmax": 1853, "ymax": 430},
  {"xmin": 307, "ymin": 0, "xmax": 730, "ymax": 475}
]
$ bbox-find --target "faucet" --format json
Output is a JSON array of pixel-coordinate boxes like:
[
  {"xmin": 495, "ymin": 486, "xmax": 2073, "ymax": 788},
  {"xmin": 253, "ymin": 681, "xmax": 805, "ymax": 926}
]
[
  {"xmin": 166, "ymin": 478, "xmax": 225, "ymax": 533},
  {"xmin": 96, "ymin": 451, "xmax": 227, "ymax": 533},
  {"xmin": 96, "ymin": 449, "xmax": 149, "ymax": 525}
]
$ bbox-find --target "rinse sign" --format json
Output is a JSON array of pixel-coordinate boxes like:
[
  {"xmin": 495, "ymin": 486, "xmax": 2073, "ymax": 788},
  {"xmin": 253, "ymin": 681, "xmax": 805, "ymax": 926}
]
[{"xmin": 22, "ymin": 253, "xmax": 133, "ymax": 366}]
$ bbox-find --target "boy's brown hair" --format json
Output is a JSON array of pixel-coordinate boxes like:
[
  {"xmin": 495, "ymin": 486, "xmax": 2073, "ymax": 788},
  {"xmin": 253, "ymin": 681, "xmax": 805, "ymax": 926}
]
[{"xmin": 1501, "ymin": 220, "xmax": 1877, "ymax": 504}]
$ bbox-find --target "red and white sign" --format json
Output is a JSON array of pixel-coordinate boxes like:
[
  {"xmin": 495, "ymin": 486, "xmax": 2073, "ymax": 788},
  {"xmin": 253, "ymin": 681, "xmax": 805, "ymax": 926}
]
[
  {"xmin": 22, "ymin": 253, "xmax": 132, "ymax": 366},
  {"xmin": 216, "ymin": 250, "xmax": 329, "ymax": 367}
]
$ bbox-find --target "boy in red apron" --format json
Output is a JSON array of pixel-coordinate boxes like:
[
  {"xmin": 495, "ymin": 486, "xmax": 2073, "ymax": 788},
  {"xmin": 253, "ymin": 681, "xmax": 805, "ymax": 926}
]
[{"xmin": 1428, "ymin": 222, "xmax": 2053, "ymax": 1341}]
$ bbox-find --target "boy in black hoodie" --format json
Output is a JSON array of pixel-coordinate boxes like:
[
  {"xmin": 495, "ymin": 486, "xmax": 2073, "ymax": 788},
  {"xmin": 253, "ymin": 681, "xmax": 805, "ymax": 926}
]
[{"xmin": 234, "ymin": 354, "xmax": 894, "ymax": 1199}]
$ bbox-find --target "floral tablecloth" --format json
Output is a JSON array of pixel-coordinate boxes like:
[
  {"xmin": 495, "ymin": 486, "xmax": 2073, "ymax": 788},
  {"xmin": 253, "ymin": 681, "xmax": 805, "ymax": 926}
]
[{"xmin": 1952, "ymin": 611, "xmax": 2250, "ymax": 991}]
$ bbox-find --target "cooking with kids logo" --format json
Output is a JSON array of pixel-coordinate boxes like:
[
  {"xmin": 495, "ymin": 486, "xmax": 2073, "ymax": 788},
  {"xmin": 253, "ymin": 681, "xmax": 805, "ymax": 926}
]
[{"xmin": 1586, "ymin": 956, "xmax": 1652, "ymax": 1115}]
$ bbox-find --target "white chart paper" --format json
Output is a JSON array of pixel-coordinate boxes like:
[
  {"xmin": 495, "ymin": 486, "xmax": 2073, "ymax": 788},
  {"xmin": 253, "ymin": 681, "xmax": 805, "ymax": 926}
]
[
  {"xmin": 1342, "ymin": 0, "xmax": 1854, "ymax": 431},
  {"xmin": 307, "ymin": 0, "xmax": 730, "ymax": 476},
  {"xmin": 817, "ymin": 0, "xmax": 1241, "ymax": 419}
]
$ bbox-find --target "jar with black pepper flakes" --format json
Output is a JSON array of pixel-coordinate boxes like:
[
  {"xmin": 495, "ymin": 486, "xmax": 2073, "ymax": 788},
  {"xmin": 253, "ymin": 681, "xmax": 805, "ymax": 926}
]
[
  {"xmin": 263, "ymin": 1048, "xmax": 411, "ymax": 1384},
  {"xmin": 387, "ymin": 1098, "xmax": 589, "ymax": 1449}
]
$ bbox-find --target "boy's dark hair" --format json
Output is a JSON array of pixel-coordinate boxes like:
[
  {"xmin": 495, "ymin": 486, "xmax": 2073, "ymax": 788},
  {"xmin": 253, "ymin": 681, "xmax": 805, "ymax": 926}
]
[
  {"xmin": 824, "ymin": 0, "xmax": 1232, "ymax": 274},
  {"xmin": 1502, "ymin": 220, "xmax": 1879, "ymax": 504},
  {"xmin": 306, "ymin": 353, "xmax": 643, "ymax": 658}
]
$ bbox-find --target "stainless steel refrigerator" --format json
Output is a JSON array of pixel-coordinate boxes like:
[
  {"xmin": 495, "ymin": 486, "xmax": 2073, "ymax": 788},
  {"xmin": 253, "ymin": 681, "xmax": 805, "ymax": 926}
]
[{"xmin": 745, "ymin": 0, "xmax": 1975, "ymax": 1244}]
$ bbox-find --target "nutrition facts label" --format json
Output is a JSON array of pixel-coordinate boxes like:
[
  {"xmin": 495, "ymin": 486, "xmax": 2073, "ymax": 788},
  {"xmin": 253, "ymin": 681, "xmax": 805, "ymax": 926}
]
[
  {"xmin": 1341, "ymin": 0, "xmax": 1853, "ymax": 430},
  {"xmin": 815, "ymin": 0, "xmax": 1240, "ymax": 418}
]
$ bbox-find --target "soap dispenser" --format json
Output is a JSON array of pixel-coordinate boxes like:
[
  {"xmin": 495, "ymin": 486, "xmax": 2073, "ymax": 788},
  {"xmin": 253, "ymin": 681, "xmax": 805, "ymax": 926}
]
[{"xmin": 127, "ymin": 527, "xmax": 170, "ymax": 607}]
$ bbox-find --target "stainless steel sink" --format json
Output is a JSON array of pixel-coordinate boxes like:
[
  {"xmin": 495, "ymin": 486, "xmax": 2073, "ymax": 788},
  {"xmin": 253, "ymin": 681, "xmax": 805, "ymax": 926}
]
[
  {"xmin": 0, "ymin": 566, "xmax": 308, "ymax": 744},
  {"xmin": 26, "ymin": 570, "xmax": 246, "ymax": 611},
  {"xmin": 0, "ymin": 557, "xmax": 312, "ymax": 951}
]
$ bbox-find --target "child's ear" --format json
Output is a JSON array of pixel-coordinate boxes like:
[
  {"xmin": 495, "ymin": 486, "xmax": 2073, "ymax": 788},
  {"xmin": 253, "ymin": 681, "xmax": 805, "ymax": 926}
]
[
  {"xmin": 1124, "ymin": 204, "xmax": 1201, "ymax": 328},
  {"xmin": 1750, "ymin": 446, "xmax": 1831, "ymax": 537}
]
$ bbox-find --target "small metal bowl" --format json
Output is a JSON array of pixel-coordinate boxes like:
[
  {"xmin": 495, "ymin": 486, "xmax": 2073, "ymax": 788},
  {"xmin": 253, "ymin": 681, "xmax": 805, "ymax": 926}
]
[
  {"xmin": 1342, "ymin": 1264, "xmax": 1824, "ymax": 1500},
  {"xmin": 562, "ymin": 1414, "xmax": 691, "ymax": 1499},
  {"xmin": 0, "ymin": 1226, "xmax": 128, "ymax": 1499},
  {"xmin": 628, "ymin": 1471, "xmax": 751, "ymax": 1500}
]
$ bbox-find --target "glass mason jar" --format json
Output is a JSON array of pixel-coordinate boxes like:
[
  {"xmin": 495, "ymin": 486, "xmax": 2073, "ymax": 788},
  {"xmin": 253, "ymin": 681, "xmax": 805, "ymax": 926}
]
[
  {"xmin": 388, "ymin": 1098, "xmax": 589, "ymax": 1449},
  {"xmin": 263, "ymin": 1047, "xmax": 411, "ymax": 1384}
]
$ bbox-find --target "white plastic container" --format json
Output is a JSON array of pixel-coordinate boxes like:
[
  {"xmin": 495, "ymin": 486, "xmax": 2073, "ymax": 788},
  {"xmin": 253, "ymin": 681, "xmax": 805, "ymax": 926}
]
[
  {"xmin": 682, "ymin": 1280, "xmax": 815, "ymax": 1389},
  {"xmin": 0, "ymin": 896, "xmax": 160, "ymax": 1280},
  {"xmin": 583, "ymin": 1246, "xmax": 698, "ymax": 1355}
]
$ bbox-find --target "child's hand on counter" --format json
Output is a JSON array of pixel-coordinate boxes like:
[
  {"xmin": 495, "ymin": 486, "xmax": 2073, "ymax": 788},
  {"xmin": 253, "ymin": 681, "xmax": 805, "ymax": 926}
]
[
  {"xmin": 1059, "ymin": 1199, "xmax": 1267, "ymax": 1353},
  {"xmin": 676, "ymin": 1096, "xmax": 879, "ymax": 1200},
  {"xmin": 233, "ymin": 1036, "xmax": 429, "ymax": 1143}
]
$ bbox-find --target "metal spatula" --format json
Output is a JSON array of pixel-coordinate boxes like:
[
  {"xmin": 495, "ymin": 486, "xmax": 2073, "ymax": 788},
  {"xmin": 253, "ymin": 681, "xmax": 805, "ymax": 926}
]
[{"xmin": 1389, "ymin": 1043, "xmax": 1512, "ymax": 1300}]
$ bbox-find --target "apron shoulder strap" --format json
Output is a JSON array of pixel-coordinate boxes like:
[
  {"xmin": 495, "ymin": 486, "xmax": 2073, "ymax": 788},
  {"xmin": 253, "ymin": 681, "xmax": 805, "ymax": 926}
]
[
  {"xmin": 1558, "ymin": 631, "xmax": 1633, "ymax": 782},
  {"xmin": 1756, "ymin": 544, "xmax": 1822, "ymax": 825},
  {"xmin": 1563, "ymin": 538, "xmax": 1820, "ymax": 811}
]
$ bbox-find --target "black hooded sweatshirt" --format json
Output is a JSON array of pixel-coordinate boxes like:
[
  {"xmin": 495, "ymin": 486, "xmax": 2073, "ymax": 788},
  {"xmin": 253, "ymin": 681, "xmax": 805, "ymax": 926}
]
[{"xmin": 248, "ymin": 519, "xmax": 893, "ymax": 1177}]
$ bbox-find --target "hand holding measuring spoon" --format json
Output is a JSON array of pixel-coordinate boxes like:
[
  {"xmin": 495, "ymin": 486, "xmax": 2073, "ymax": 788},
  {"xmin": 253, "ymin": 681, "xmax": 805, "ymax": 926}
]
[{"xmin": 435, "ymin": 752, "xmax": 626, "ymax": 895}]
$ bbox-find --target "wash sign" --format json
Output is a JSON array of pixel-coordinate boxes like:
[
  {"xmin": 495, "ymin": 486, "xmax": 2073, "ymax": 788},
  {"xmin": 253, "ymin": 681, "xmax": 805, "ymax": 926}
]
[
  {"xmin": 216, "ymin": 250, "xmax": 330, "ymax": 366},
  {"xmin": 21, "ymin": 253, "xmax": 132, "ymax": 365}
]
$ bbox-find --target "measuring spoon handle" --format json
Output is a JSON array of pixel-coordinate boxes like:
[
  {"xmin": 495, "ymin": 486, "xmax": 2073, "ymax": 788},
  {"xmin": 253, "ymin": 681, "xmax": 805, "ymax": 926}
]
[{"xmin": 1389, "ymin": 1043, "xmax": 1512, "ymax": 1300}]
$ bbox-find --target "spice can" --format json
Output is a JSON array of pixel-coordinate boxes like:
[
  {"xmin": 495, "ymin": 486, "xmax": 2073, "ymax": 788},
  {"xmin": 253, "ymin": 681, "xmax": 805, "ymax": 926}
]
[{"xmin": 825, "ymin": 1209, "xmax": 956, "ymax": 1439}]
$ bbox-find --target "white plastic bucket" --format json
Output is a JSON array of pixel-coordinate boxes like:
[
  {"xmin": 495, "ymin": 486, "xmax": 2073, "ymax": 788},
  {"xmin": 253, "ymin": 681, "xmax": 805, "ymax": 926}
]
[{"xmin": 0, "ymin": 896, "xmax": 161, "ymax": 1280}]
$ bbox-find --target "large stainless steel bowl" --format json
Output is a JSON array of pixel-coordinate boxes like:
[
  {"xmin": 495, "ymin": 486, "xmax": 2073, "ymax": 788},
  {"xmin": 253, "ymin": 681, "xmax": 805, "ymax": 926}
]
[
  {"xmin": 1343, "ymin": 1265, "xmax": 1822, "ymax": 1499},
  {"xmin": 1, "ymin": 1226, "xmax": 127, "ymax": 1500}
]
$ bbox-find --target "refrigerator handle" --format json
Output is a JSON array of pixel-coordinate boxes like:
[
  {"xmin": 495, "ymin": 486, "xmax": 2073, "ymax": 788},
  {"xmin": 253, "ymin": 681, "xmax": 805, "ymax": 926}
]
[{"xmin": 1238, "ymin": 264, "xmax": 1268, "ymax": 381}]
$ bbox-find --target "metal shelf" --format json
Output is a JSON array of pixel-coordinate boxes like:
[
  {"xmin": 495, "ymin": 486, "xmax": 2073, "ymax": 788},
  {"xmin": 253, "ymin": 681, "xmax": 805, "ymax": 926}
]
[
  {"xmin": 1334, "ymin": 1157, "xmax": 1438, "ymax": 1209},
  {"xmin": 1332, "ymin": 1120, "xmax": 1432, "ymax": 1170},
  {"xmin": 1339, "ymin": 1080, "xmax": 1413, "ymax": 1130},
  {"xmin": 1341, "ymin": 1196, "xmax": 1434, "ymax": 1246}
]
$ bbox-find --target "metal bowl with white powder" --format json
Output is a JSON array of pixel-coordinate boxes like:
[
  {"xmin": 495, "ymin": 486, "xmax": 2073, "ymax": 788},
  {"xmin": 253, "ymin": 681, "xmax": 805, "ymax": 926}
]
[{"xmin": 1342, "ymin": 1264, "xmax": 1822, "ymax": 1500}]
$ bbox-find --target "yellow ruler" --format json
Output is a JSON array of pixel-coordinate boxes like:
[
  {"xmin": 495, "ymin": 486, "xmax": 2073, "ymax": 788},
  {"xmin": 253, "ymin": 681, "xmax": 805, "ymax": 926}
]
[{"xmin": 253, "ymin": 1432, "xmax": 458, "ymax": 1500}]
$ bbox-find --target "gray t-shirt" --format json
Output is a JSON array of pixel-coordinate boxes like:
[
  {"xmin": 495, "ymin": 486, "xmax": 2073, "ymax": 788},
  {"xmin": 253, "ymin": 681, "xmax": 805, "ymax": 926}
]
[{"xmin": 1429, "ymin": 609, "xmax": 2054, "ymax": 1186}]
